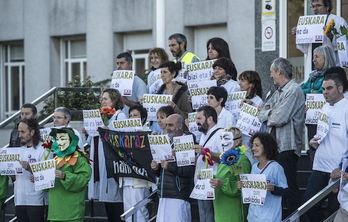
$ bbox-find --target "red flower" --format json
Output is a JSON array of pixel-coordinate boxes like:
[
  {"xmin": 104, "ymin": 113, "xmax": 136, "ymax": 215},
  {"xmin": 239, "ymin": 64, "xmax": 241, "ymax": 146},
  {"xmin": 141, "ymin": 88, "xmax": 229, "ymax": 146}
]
[
  {"xmin": 42, "ymin": 140, "xmax": 53, "ymax": 149},
  {"xmin": 100, "ymin": 107, "xmax": 116, "ymax": 116}
]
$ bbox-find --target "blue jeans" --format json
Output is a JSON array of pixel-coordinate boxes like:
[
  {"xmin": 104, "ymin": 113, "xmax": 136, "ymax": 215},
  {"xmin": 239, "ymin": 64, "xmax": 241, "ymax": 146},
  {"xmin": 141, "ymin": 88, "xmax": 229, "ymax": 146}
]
[
  {"xmin": 198, "ymin": 200, "xmax": 214, "ymax": 222},
  {"xmin": 303, "ymin": 170, "xmax": 339, "ymax": 222}
]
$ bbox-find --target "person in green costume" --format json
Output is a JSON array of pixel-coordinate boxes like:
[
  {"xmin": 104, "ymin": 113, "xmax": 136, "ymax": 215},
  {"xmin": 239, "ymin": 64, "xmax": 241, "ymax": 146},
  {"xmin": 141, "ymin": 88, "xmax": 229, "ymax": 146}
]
[
  {"xmin": 0, "ymin": 175, "xmax": 8, "ymax": 210},
  {"xmin": 210, "ymin": 126, "xmax": 251, "ymax": 222},
  {"xmin": 47, "ymin": 128, "xmax": 91, "ymax": 222}
]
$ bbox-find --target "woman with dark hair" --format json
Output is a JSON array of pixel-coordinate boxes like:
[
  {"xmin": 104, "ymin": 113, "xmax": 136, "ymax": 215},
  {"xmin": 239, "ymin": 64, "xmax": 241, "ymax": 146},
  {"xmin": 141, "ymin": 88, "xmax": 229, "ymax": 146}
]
[
  {"xmin": 157, "ymin": 61, "xmax": 192, "ymax": 118},
  {"xmin": 207, "ymin": 86, "xmax": 234, "ymax": 129},
  {"xmin": 244, "ymin": 132, "xmax": 288, "ymax": 222},
  {"xmin": 129, "ymin": 104, "xmax": 151, "ymax": 131},
  {"xmin": 101, "ymin": 88, "xmax": 127, "ymax": 122},
  {"xmin": 211, "ymin": 57, "xmax": 240, "ymax": 94},
  {"xmin": 238, "ymin": 70, "xmax": 263, "ymax": 107},
  {"xmin": 206, "ymin": 37, "xmax": 232, "ymax": 60}
]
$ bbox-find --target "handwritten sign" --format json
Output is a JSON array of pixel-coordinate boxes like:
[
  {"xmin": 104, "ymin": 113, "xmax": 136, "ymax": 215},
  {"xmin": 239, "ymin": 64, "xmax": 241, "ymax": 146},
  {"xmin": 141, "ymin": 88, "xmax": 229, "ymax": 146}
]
[
  {"xmin": 143, "ymin": 94, "xmax": 172, "ymax": 121},
  {"xmin": 305, "ymin": 94, "xmax": 326, "ymax": 124},
  {"xmin": 188, "ymin": 112, "xmax": 202, "ymax": 143},
  {"xmin": 83, "ymin": 109, "xmax": 104, "ymax": 136},
  {"xmin": 316, "ymin": 111, "xmax": 329, "ymax": 143},
  {"xmin": 225, "ymin": 91, "xmax": 247, "ymax": 123},
  {"xmin": 148, "ymin": 69, "xmax": 163, "ymax": 94},
  {"xmin": 296, "ymin": 15, "xmax": 327, "ymax": 44},
  {"xmin": 173, "ymin": 135, "xmax": 195, "ymax": 167},
  {"xmin": 0, "ymin": 148, "xmax": 23, "ymax": 175},
  {"xmin": 190, "ymin": 168, "xmax": 215, "ymax": 200},
  {"xmin": 112, "ymin": 118, "xmax": 143, "ymax": 132},
  {"xmin": 40, "ymin": 128, "xmax": 53, "ymax": 143},
  {"xmin": 186, "ymin": 60, "xmax": 215, "ymax": 83},
  {"xmin": 148, "ymin": 135, "xmax": 173, "ymax": 163},
  {"xmin": 337, "ymin": 35, "xmax": 348, "ymax": 67},
  {"xmin": 111, "ymin": 70, "xmax": 135, "ymax": 96},
  {"xmin": 236, "ymin": 103, "xmax": 262, "ymax": 136},
  {"xmin": 188, "ymin": 80, "xmax": 217, "ymax": 110},
  {"xmin": 30, "ymin": 159, "xmax": 56, "ymax": 191},
  {"xmin": 240, "ymin": 174, "xmax": 267, "ymax": 205}
]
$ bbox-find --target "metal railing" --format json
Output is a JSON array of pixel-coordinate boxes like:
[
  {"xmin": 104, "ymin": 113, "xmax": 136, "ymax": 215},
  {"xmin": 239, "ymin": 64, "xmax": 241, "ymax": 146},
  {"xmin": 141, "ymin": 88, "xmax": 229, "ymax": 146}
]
[{"xmin": 282, "ymin": 179, "xmax": 340, "ymax": 222}]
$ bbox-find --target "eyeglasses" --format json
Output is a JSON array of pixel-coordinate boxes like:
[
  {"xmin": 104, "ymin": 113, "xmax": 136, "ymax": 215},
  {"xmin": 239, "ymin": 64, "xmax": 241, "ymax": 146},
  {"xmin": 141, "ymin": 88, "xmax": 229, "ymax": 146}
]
[
  {"xmin": 52, "ymin": 116, "xmax": 66, "ymax": 120},
  {"xmin": 310, "ymin": 4, "xmax": 324, "ymax": 9}
]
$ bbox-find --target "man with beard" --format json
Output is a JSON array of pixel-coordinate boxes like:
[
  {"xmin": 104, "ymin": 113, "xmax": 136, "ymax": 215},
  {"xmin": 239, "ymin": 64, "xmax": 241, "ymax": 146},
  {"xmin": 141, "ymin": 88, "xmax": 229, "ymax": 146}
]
[
  {"xmin": 15, "ymin": 118, "xmax": 51, "ymax": 222},
  {"xmin": 151, "ymin": 114, "xmax": 195, "ymax": 222},
  {"xmin": 193, "ymin": 106, "xmax": 223, "ymax": 222},
  {"xmin": 168, "ymin": 33, "xmax": 200, "ymax": 64}
]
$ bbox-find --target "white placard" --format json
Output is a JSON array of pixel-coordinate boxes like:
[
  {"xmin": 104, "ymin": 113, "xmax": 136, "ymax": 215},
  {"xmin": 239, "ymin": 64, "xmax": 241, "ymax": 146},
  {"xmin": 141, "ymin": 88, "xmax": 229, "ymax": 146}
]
[
  {"xmin": 236, "ymin": 103, "xmax": 262, "ymax": 136},
  {"xmin": 188, "ymin": 112, "xmax": 202, "ymax": 143},
  {"xmin": 173, "ymin": 135, "xmax": 195, "ymax": 167},
  {"xmin": 316, "ymin": 111, "xmax": 330, "ymax": 142},
  {"xmin": 341, "ymin": 159, "xmax": 348, "ymax": 186},
  {"xmin": 305, "ymin": 94, "xmax": 326, "ymax": 124},
  {"xmin": 83, "ymin": 109, "xmax": 104, "ymax": 136},
  {"xmin": 111, "ymin": 118, "xmax": 143, "ymax": 132},
  {"xmin": 262, "ymin": 20, "xmax": 276, "ymax": 51},
  {"xmin": 240, "ymin": 174, "xmax": 267, "ymax": 205},
  {"xmin": 40, "ymin": 128, "xmax": 53, "ymax": 142},
  {"xmin": 30, "ymin": 159, "xmax": 56, "ymax": 191},
  {"xmin": 190, "ymin": 168, "xmax": 215, "ymax": 200},
  {"xmin": 186, "ymin": 60, "xmax": 215, "ymax": 83},
  {"xmin": 148, "ymin": 135, "xmax": 173, "ymax": 163},
  {"xmin": 0, "ymin": 147, "xmax": 23, "ymax": 175},
  {"xmin": 225, "ymin": 91, "xmax": 247, "ymax": 123},
  {"xmin": 143, "ymin": 94, "xmax": 172, "ymax": 121},
  {"xmin": 337, "ymin": 35, "xmax": 348, "ymax": 67},
  {"xmin": 295, "ymin": 15, "xmax": 327, "ymax": 44},
  {"xmin": 111, "ymin": 70, "xmax": 135, "ymax": 96},
  {"xmin": 148, "ymin": 69, "xmax": 163, "ymax": 94},
  {"xmin": 188, "ymin": 80, "xmax": 217, "ymax": 110}
]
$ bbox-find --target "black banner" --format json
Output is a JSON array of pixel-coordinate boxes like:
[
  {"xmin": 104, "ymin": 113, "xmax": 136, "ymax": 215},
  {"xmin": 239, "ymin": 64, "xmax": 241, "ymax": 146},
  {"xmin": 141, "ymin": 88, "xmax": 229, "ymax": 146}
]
[{"xmin": 99, "ymin": 128, "xmax": 156, "ymax": 183}]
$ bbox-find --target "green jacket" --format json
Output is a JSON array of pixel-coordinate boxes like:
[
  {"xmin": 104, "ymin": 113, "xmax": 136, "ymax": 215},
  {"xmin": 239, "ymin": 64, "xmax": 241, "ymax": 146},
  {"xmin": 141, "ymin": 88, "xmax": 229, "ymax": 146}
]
[{"xmin": 301, "ymin": 71, "xmax": 325, "ymax": 95}]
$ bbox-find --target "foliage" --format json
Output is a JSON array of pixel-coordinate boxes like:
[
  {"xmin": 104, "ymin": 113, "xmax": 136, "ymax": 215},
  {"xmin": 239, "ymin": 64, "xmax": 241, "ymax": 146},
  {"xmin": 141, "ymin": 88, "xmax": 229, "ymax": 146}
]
[{"xmin": 39, "ymin": 75, "xmax": 103, "ymax": 121}]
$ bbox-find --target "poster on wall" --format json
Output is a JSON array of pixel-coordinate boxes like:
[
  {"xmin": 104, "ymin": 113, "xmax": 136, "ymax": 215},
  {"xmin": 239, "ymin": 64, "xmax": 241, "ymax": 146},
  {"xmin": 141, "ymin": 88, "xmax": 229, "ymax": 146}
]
[{"xmin": 262, "ymin": 20, "xmax": 276, "ymax": 51}]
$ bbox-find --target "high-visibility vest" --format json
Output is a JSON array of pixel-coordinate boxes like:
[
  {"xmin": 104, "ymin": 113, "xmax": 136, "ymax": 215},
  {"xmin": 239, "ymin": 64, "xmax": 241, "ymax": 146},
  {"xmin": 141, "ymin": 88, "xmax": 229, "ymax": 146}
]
[{"xmin": 173, "ymin": 51, "xmax": 200, "ymax": 66}]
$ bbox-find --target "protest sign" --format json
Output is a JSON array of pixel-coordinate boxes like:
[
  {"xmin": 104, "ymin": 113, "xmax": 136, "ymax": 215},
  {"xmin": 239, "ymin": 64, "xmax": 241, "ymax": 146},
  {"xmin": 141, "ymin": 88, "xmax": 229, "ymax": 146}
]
[
  {"xmin": 148, "ymin": 134, "xmax": 173, "ymax": 163},
  {"xmin": 188, "ymin": 80, "xmax": 217, "ymax": 110},
  {"xmin": 148, "ymin": 69, "xmax": 163, "ymax": 94},
  {"xmin": 112, "ymin": 118, "xmax": 143, "ymax": 132},
  {"xmin": 186, "ymin": 60, "xmax": 215, "ymax": 83},
  {"xmin": 40, "ymin": 128, "xmax": 53, "ymax": 142},
  {"xmin": 143, "ymin": 94, "xmax": 172, "ymax": 121},
  {"xmin": 236, "ymin": 103, "xmax": 262, "ymax": 136},
  {"xmin": 83, "ymin": 109, "xmax": 104, "ymax": 136},
  {"xmin": 316, "ymin": 111, "xmax": 329, "ymax": 142},
  {"xmin": 173, "ymin": 135, "xmax": 195, "ymax": 167},
  {"xmin": 240, "ymin": 174, "xmax": 267, "ymax": 205},
  {"xmin": 296, "ymin": 15, "xmax": 327, "ymax": 44},
  {"xmin": 99, "ymin": 128, "xmax": 156, "ymax": 183},
  {"xmin": 305, "ymin": 94, "xmax": 326, "ymax": 124},
  {"xmin": 30, "ymin": 159, "xmax": 56, "ymax": 191},
  {"xmin": 188, "ymin": 112, "xmax": 202, "ymax": 143},
  {"xmin": 190, "ymin": 168, "xmax": 215, "ymax": 200},
  {"xmin": 337, "ymin": 35, "xmax": 348, "ymax": 67},
  {"xmin": 111, "ymin": 70, "xmax": 135, "ymax": 96},
  {"xmin": 0, "ymin": 147, "xmax": 23, "ymax": 175},
  {"xmin": 225, "ymin": 91, "xmax": 247, "ymax": 123}
]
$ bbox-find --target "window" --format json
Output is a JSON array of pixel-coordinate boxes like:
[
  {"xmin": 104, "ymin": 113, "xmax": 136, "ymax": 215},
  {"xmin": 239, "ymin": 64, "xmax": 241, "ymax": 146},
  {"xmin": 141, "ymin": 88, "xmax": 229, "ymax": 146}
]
[
  {"xmin": 130, "ymin": 50, "xmax": 149, "ymax": 81},
  {"xmin": 1, "ymin": 43, "xmax": 25, "ymax": 118},
  {"xmin": 61, "ymin": 39, "xmax": 87, "ymax": 85}
]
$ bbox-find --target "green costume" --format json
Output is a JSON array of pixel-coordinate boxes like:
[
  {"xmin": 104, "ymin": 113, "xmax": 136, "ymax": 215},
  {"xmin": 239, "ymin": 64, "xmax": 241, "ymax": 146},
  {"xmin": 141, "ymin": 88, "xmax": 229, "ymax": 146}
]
[
  {"xmin": 213, "ymin": 154, "xmax": 251, "ymax": 222},
  {"xmin": 0, "ymin": 174, "xmax": 8, "ymax": 210}
]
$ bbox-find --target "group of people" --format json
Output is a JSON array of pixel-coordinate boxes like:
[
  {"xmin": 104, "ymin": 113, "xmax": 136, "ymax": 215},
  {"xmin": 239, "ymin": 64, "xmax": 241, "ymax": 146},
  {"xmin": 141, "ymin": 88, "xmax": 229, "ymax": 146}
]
[{"xmin": 2, "ymin": 0, "xmax": 348, "ymax": 221}]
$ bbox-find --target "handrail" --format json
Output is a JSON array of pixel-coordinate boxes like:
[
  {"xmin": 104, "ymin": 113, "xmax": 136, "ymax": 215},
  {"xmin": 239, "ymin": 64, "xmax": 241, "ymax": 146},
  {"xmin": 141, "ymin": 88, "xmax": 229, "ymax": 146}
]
[
  {"xmin": 121, "ymin": 190, "xmax": 157, "ymax": 221},
  {"xmin": 0, "ymin": 87, "xmax": 102, "ymax": 129},
  {"xmin": 282, "ymin": 179, "xmax": 340, "ymax": 222}
]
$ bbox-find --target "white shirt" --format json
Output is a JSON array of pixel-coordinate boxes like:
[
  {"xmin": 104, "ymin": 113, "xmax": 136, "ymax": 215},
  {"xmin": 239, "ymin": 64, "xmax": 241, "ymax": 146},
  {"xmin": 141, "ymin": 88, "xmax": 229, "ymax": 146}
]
[{"xmin": 216, "ymin": 107, "xmax": 235, "ymax": 129}]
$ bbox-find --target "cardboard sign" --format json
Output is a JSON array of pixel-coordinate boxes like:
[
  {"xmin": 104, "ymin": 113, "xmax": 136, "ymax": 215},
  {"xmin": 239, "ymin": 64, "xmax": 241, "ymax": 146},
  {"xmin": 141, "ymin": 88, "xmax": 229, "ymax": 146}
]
[
  {"xmin": 143, "ymin": 94, "xmax": 172, "ymax": 121},
  {"xmin": 188, "ymin": 80, "xmax": 217, "ymax": 110},
  {"xmin": 305, "ymin": 94, "xmax": 326, "ymax": 124},
  {"xmin": 337, "ymin": 35, "xmax": 348, "ymax": 67},
  {"xmin": 173, "ymin": 135, "xmax": 195, "ymax": 167},
  {"xmin": 148, "ymin": 69, "xmax": 163, "ymax": 94},
  {"xmin": 111, "ymin": 70, "xmax": 135, "ymax": 96},
  {"xmin": 112, "ymin": 118, "xmax": 143, "ymax": 132},
  {"xmin": 296, "ymin": 15, "xmax": 327, "ymax": 44},
  {"xmin": 148, "ymin": 135, "xmax": 173, "ymax": 163},
  {"xmin": 240, "ymin": 174, "xmax": 267, "ymax": 205},
  {"xmin": 236, "ymin": 103, "xmax": 262, "ymax": 136},
  {"xmin": 190, "ymin": 168, "xmax": 215, "ymax": 200},
  {"xmin": 83, "ymin": 109, "xmax": 104, "ymax": 136},
  {"xmin": 0, "ymin": 147, "xmax": 23, "ymax": 175},
  {"xmin": 30, "ymin": 159, "xmax": 56, "ymax": 191},
  {"xmin": 316, "ymin": 111, "xmax": 329, "ymax": 143},
  {"xmin": 186, "ymin": 60, "xmax": 215, "ymax": 83},
  {"xmin": 40, "ymin": 128, "xmax": 54, "ymax": 143},
  {"xmin": 188, "ymin": 112, "xmax": 202, "ymax": 143},
  {"xmin": 225, "ymin": 91, "xmax": 247, "ymax": 123}
]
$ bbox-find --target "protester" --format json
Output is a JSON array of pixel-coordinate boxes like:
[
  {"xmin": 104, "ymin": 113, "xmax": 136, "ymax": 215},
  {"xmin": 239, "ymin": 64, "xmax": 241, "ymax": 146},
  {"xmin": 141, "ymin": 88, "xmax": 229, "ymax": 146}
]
[
  {"xmin": 210, "ymin": 126, "xmax": 251, "ymax": 222},
  {"xmin": 211, "ymin": 57, "xmax": 240, "ymax": 94},
  {"xmin": 333, "ymin": 157, "xmax": 348, "ymax": 222},
  {"xmin": 168, "ymin": 33, "xmax": 200, "ymax": 64},
  {"xmin": 205, "ymin": 37, "xmax": 233, "ymax": 61},
  {"xmin": 151, "ymin": 106, "xmax": 175, "ymax": 135},
  {"xmin": 243, "ymin": 132, "xmax": 288, "ymax": 222},
  {"xmin": 47, "ymin": 128, "xmax": 91, "ymax": 222},
  {"xmin": 129, "ymin": 104, "xmax": 151, "ymax": 131},
  {"xmin": 147, "ymin": 47, "xmax": 169, "ymax": 94}
]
